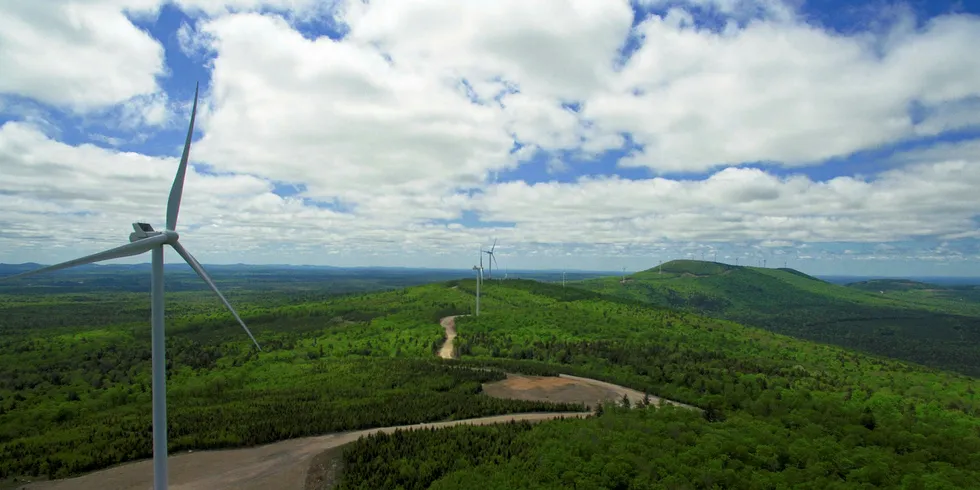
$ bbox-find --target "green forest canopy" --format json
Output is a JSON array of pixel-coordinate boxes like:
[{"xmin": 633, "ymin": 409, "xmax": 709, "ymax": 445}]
[{"xmin": 0, "ymin": 269, "xmax": 978, "ymax": 488}]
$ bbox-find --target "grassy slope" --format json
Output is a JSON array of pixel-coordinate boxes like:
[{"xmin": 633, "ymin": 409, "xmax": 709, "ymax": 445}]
[{"xmin": 576, "ymin": 260, "xmax": 980, "ymax": 376}]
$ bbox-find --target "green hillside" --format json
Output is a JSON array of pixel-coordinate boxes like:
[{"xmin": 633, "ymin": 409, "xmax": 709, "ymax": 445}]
[
  {"xmin": 2, "ymin": 276, "xmax": 979, "ymax": 488},
  {"xmin": 339, "ymin": 279, "xmax": 980, "ymax": 489},
  {"xmin": 847, "ymin": 278, "xmax": 938, "ymax": 292},
  {"xmin": 576, "ymin": 260, "xmax": 980, "ymax": 376}
]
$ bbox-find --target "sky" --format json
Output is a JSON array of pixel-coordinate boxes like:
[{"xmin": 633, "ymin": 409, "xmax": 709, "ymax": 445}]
[{"xmin": 1, "ymin": 0, "xmax": 980, "ymax": 276}]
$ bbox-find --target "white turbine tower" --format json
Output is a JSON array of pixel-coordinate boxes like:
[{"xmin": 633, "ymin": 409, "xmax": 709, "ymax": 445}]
[
  {"xmin": 472, "ymin": 248, "xmax": 484, "ymax": 315},
  {"xmin": 0, "ymin": 83, "xmax": 261, "ymax": 490}
]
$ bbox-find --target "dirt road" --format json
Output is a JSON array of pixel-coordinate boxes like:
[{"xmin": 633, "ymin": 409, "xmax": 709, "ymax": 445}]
[
  {"xmin": 440, "ymin": 318, "xmax": 699, "ymax": 412},
  {"xmin": 437, "ymin": 315, "xmax": 462, "ymax": 359},
  {"xmin": 21, "ymin": 412, "xmax": 589, "ymax": 490},
  {"xmin": 481, "ymin": 373, "xmax": 700, "ymax": 411}
]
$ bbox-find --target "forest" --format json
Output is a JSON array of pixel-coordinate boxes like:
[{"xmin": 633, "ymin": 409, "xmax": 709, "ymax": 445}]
[
  {"xmin": 0, "ymin": 279, "xmax": 581, "ymax": 480},
  {"xmin": 1, "ymin": 265, "xmax": 979, "ymax": 488},
  {"xmin": 576, "ymin": 260, "xmax": 980, "ymax": 376},
  {"xmin": 335, "ymin": 278, "xmax": 980, "ymax": 488}
]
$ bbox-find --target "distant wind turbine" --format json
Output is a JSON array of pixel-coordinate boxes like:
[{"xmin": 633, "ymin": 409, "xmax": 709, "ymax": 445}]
[
  {"xmin": 0, "ymin": 83, "xmax": 260, "ymax": 490},
  {"xmin": 482, "ymin": 239, "xmax": 498, "ymax": 279}
]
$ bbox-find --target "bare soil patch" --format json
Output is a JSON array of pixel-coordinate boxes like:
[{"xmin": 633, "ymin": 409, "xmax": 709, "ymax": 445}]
[
  {"xmin": 304, "ymin": 445, "xmax": 344, "ymax": 490},
  {"xmin": 483, "ymin": 373, "xmax": 701, "ymax": 412}
]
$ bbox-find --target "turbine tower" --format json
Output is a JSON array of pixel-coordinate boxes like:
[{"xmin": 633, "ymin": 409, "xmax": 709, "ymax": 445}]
[
  {"xmin": 472, "ymin": 247, "xmax": 484, "ymax": 315},
  {"xmin": 472, "ymin": 264, "xmax": 483, "ymax": 316},
  {"xmin": 482, "ymin": 239, "xmax": 498, "ymax": 279},
  {"xmin": 0, "ymin": 83, "xmax": 261, "ymax": 490}
]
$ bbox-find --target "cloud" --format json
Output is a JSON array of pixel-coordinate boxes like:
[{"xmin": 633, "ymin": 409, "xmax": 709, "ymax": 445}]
[
  {"xmin": 0, "ymin": 0, "xmax": 166, "ymax": 112},
  {"xmin": 587, "ymin": 11, "xmax": 980, "ymax": 173},
  {"xmin": 190, "ymin": 12, "xmax": 519, "ymax": 203},
  {"xmin": 469, "ymin": 149, "xmax": 980, "ymax": 244}
]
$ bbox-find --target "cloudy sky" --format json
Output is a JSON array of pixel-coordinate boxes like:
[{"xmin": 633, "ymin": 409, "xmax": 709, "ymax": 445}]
[{"xmin": 1, "ymin": 0, "xmax": 979, "ymax": 276}]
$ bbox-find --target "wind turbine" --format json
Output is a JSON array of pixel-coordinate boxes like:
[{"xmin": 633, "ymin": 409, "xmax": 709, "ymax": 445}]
[
  {"xmin": 482, "ymin": 239, "xmax": 498, "ymax": 279},
  {"xmin": 472, "ymin": 265, "xmax": 482, "ymax": 316},
  {"xmin": 0, "ymin": 83, "xmax": 261, "ymax": 490},
  {"xmin": 472, "ymin": 247, "xmax": 484, "ymax": 315}
]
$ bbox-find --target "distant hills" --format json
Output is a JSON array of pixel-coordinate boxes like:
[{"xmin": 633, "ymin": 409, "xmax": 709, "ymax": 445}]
[
  {"xmin": 847, "ymin": 278, "xmax": 940, "ymax": 291},
  {"xmin": 578, "ymin": 260, "xmax": 980, "ymax": 376}
]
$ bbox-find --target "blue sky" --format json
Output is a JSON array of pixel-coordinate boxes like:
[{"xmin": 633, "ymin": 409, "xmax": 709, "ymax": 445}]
[{"xmin": 1, "ymin": 0, "xmax": 980, "ymax": 276}]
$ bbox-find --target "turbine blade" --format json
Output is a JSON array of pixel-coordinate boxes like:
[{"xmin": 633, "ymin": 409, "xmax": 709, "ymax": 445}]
[
  {"xmin": 490, "ymin": 239, "xmax": 496, "ymax": 252},
  {"xmin": 166, "ymin": 82, "xmax": 200, "ymax": 231},
  {"xmin": 171, "ymin": 241, "xmax": 262, "ymax": 351},
  {"xmin": 1, "ymin": 235, "xmax": 166, "ymax": 281},
  {"xmin": 491, "ymin": 254, "xmax": 498, "ymax": 268}
]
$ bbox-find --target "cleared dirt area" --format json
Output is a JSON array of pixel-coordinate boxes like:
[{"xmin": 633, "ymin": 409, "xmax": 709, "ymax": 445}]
[
  {"xmin": 442, "ymin": 316, "xmax": 698, "ymax": 412},
  {"xmin": 437, "ymin": 315, "xmax": 461, "ymax": 359},
  {"xmin": 483, "ymin": 373, "xmax": 701, "ymax": 412},
  {"xmin": 20, "ymin": 412, "xmax": 588, "ymax": 490}
]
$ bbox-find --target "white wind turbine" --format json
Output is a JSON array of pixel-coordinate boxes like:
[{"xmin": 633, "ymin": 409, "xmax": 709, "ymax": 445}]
[
  {"xmin": 472, "ymin": 247, "xmax": 484, "ymax": 315},
  {"xmin": 482, "ymin": 239, "xmax": 498, "ymax": 279},
  {"xmin": 0, "ymin": 83, "xmax": 261, "ymax": 490}
]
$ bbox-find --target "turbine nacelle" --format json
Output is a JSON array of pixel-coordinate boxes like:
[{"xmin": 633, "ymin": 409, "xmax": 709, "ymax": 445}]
[{"xmin": 130, "ymin": 223, "xmax": 179, "ymax": 244}]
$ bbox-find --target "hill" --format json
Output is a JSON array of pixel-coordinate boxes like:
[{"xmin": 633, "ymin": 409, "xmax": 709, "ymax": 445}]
[
  {"xmin": 2, "ymin": 275, "xmax": 979, "ymax": 487},
  {"xmin": 347, "ymin": 279, "xmax": 979, "ymax": 488},
  {"xmin": 847, "ymin": 278, "xmax": 939, "ymax": 292},
  {"xmin": 577, "ymin": 260, "xmax": 980, "ymax": 376}
]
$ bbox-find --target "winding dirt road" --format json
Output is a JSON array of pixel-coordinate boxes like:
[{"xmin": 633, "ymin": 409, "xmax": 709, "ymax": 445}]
[
  {"xmin": 438, "ymin": 317, "xmax": 700, "ymax": 412},
  {"xmin": 20, "ymin": 412, "xmax": 589, "ymax": 490},
  {"xmin": 23, "ymin": 314, "xmax": 694, "ymax": 490},
  {"xmin": 437, "ymin": 315, "xmax": 461, "ymax": 359}
]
